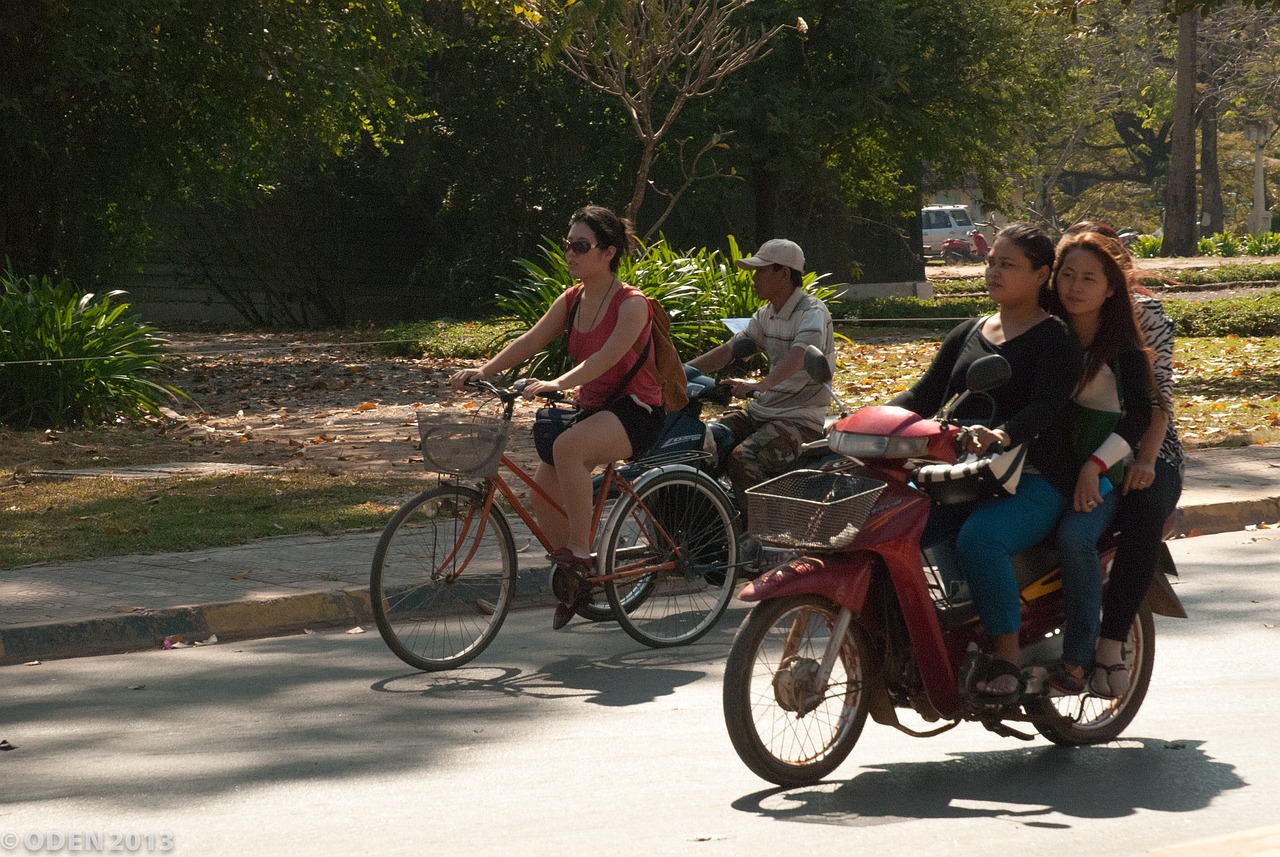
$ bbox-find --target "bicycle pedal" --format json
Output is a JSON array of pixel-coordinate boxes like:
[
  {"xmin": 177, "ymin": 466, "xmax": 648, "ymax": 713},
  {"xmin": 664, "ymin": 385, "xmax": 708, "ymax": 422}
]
[{"xmin": 549, "ymin": 566, "xmax": 581, "ymax": 603}]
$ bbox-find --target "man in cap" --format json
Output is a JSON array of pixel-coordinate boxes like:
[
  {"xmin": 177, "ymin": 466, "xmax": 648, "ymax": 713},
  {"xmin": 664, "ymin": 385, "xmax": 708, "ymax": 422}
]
[{"xmin": 688, "ymin": 238, "xmax": 836, "ymax": 527}]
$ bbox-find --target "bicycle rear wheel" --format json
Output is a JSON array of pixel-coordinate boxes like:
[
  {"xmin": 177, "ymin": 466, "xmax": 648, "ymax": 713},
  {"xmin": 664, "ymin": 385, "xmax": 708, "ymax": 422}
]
[
  {"xmin": 371, "ymin": 484, "xmax": 516, "ymax": 671},
  {"xmin": 601, "ymin": 469, "xmax": 738, "ymax": 647}
]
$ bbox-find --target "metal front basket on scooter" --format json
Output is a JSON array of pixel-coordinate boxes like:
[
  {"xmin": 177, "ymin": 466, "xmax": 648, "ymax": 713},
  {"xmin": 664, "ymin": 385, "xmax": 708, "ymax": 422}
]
[{"xmin": 745, "ymin": 470, "xmax": 886, "ymax": 551}]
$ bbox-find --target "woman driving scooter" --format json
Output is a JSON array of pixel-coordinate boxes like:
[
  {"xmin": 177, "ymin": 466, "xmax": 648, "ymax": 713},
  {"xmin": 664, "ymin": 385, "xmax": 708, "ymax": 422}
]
[{"xmin": 890, "ymin": 222, "xmax": 1083, "ymax": 703}]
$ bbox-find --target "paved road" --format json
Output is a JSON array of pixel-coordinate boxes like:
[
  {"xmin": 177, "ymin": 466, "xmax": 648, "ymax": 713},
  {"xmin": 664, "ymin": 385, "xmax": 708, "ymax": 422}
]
[{"xmin": 2, "ymin": 529, "xmax": 1278, "ymax": 857}]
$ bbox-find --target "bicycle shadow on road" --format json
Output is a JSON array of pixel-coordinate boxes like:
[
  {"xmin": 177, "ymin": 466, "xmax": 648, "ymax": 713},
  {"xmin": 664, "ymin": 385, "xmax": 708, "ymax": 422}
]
[
  {"xmin": 730, "ymin": 738, "xmax": 1242, "ymax": 828},
  {"xmin": 370, "ymin": 642, "xmax": 725, "ymax": 708}
]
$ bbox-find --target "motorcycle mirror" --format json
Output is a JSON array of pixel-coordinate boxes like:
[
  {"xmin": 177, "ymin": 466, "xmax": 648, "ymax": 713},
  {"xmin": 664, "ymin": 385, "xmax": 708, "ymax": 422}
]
[
  {"xmin": 730, "ymin": 337, "xmax": 760, "ymax": 360},
  {"xmin": 965, "ymin": 354, "xmax": 1012, "ymax": 394},
  {"xmin": 803, "ymin": 344, "xmax": 833, "ymax": 384}
]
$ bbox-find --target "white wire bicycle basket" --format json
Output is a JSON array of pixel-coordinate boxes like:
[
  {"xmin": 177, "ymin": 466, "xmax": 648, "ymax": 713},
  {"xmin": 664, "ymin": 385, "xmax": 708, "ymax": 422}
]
[
  {"xmin": 417, "ymin": 412, "xmax": 511, "ymax": 478},
  {"xmin": 745, "ymin": 470, "xmax": 886, "ymax": 551}
]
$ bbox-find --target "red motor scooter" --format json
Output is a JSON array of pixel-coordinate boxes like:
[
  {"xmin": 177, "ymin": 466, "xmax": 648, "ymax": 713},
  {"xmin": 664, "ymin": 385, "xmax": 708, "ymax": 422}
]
[
  {"xmin": 721, "ymin": 348, "xmax": 1186, "ymax": 787},
  {"xmin": 940, "ymin": 226, "xmax": 992, "ymax": 263}
]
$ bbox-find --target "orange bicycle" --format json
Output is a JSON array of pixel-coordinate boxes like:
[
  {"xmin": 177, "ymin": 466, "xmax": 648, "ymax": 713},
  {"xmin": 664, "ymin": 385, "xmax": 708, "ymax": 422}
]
[{"xmin": 370, "ymin": 380, "xmax": 741, "ymax": 671}]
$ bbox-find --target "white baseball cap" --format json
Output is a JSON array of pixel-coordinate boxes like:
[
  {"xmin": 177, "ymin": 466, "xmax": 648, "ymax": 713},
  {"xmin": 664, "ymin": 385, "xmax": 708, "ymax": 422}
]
[{"xmin": 737, "ymin": 238, "xmax": 805, "ymax": 273}]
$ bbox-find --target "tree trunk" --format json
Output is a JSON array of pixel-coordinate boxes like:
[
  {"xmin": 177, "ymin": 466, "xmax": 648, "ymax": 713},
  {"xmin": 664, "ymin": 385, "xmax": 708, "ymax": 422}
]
[
  {"xmin": 750, "ymin": 166, "xmax": 778, "ymax": 243},
  {"xmin": 1200, "ymin": 94, "xmax": 1223, "ymax": 237},
  {"xmin": 1162, "ymin": 10, "xmax": 1199, "ymax": 257}
]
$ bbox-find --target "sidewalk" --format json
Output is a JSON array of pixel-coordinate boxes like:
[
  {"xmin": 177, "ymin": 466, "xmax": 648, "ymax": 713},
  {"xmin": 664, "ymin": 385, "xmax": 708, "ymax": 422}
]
[{"xmin": 3, "ymin": 445, "xmax": 1279, "ymax": 665}]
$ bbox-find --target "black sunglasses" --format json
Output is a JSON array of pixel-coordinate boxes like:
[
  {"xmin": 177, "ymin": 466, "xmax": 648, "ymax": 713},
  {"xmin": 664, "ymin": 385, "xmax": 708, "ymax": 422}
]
[{"xmin": 562, "ymin": 238, "xmax": 599, "ymax": 255}]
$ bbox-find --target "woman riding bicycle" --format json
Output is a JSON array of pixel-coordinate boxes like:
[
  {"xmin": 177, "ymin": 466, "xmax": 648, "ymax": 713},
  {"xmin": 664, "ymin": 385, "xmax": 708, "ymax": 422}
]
[{"xmin": 448, "ymin": 205, "xmax": 666, "ymax": 629}]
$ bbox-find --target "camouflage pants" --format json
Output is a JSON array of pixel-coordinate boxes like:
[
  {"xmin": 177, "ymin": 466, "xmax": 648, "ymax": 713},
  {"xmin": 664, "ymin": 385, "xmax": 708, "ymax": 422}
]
[{"xmin": 711, "ymin": 409, "xmax": 821, "ymax": 518}]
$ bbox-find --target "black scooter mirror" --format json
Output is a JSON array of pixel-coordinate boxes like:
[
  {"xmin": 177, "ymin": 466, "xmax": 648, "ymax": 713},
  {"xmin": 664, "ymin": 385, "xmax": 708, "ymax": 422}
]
[
  {"xmin": 730, "ymin": 337, "xmax": 760, "ymax": 360},
  {"xmin": 965, "ymin": 354, "xmax": 1012, "ymax": 394},
  {"xmin": 803, "ymin": 344, "xmax": 833, "ymax": 384}
]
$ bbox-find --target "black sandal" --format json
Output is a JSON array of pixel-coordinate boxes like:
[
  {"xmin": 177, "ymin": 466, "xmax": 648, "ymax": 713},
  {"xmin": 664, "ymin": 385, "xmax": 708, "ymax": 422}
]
[
  {"xmin": 1048, "ymin": 662, "xmax": 1087, "ymax": 696},
  {"xmin": 976, "ymin": 658, "xmax": 1026, "ymax": 706}
]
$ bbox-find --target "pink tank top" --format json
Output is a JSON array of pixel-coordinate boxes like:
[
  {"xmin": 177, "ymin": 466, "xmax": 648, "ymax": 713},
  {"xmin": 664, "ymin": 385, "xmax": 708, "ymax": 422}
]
[{"xmin": 567, "ymin": 283, "xmax": 663, "ymax": 411}]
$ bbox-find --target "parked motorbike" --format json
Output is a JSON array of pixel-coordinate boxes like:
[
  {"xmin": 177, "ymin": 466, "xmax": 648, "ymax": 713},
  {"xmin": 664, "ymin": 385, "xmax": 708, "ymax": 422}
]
[
  {"xmin": 721, "ymin": 347, "xmax": 1186, "ymax": 787},
  {"xmin": 941, "ymin": 226, "xmax": 992, "ymax": 263}
]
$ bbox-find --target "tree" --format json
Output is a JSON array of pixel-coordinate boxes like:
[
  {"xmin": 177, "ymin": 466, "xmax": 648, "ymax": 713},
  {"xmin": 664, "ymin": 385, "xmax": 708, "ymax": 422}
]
[
  {"xmin": 0, "ymin": 0, "xmax": 425, "ymax": 286},
  {"xmin": 523, "ymin": 0, "xmax": 791, "ymax": 237},
  {"xmin": 1163, "ymin": 9, "xmax": 1200, "ymax": 255}
]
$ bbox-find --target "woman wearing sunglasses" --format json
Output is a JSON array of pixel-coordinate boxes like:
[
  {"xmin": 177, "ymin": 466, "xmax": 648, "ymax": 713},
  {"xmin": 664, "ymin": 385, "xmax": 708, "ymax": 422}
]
[{"xmin": 449, "ymin": 205, "xmax": 665, "ymax": 629}]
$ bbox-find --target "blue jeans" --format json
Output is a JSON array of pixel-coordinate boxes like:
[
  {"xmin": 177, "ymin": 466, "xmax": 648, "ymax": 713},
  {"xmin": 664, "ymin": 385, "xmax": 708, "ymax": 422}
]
[
  {"xmin": 1054, "ymin": 487, "xmax": 1119, "ymax": 667},
  {"xmin": 951, "ymin": 474, "xmax": 1068, "ymax": 638}
]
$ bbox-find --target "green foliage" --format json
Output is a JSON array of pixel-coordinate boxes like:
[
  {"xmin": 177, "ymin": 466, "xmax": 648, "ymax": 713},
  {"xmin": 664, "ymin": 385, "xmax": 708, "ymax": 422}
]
[
  {"xmin": 0, "ymin": 266, "xmax": 184, "ymax": 428},
  {"xmin": 1192, "ymin": 233, "xmax": 1280, "ymax": 259},
  {"xmin": 1245, "ymin": 233, "xmax": 1280, "ymax": 256},
  {"xmin": 832, "ymin": 296, "xmax": 996, "ymax": 331},
  {"xmin": 930, "ymin": 278, "xmax": 988, "ymax": 296},
  {"xmin": 380, "ymin": 319, "xmax": 523, "ymax": 360},
  {"xmin": 1, "ymin": 1, "xmax": 427, "ymax": 286},
  {"xmin": 1144, "ymin": 263, "xmax": 1280, "ymax": 286},
  {"xmin": 1207, "ymin": 232, "xmax": 1242, "ymax": 257},
  {"xmin": 493, "ymin": 237, "xmax": 844, "ymax": 377},
  {"xmin": 1130, "ymin": 235, "xmax": 1164, "ymax": 258},
  {"xmin": 1163, "ymin": 291, "xmax": 1280, "ymax": 336}
]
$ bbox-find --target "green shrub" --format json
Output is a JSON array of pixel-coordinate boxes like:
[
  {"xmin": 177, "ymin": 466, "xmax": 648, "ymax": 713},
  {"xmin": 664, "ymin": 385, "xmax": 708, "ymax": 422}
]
[
  {"xmin": 378, "ymin": 318, "xmax": 522, "ymax": 360},
  {"xmin": 1197, "ymin": 237, "xmax": 1217, "ymax": 256},
  {"xmin": 1147, "ymin": 263, "xmax": 1280, "ymax": 286},
  {"xmin": 1207, "ymin": 232, "xmax": 1242, "ymax": 257},
  {"xmin": 930, "ymin": 278, "xmax": 987, "ymax": 296},
  {"xmin": 0, "ymin": 266, "xmax": 185, "ymax": 428},
  {"xmin": 831, "ymin": 295, "xmax": 996, "ymax": 330},
  {"xmin": 491, "ymin": 237, "xmax": 844, "ymax": 377},
  {"xmin": 1163, "ymin": 291, "xmax": 1280, "ymax": 336},
  {"xmin": 1245, "ymin": 232, "xmax": 1280, "ymax": 256},
  {"xmin": 1130, "ymin": 235, "xmax": 1163, "ymax": 258}
]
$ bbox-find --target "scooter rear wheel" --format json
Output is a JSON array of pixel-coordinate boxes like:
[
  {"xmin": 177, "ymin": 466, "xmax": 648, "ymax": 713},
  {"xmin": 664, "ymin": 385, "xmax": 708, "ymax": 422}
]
[
  {"xmin": 723, "ymin": 594, "xmax": 872, "ymax": 787},
  {"xmin": 1029, "ymin": 605, "xmax": 1155, "ymax": 745}
]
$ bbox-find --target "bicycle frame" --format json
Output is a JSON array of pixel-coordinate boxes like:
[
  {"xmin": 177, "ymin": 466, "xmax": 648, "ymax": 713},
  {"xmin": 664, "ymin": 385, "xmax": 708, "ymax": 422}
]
[{"xmin": 442, "ymin": 447, "xmax": 687, "ymax": 588}]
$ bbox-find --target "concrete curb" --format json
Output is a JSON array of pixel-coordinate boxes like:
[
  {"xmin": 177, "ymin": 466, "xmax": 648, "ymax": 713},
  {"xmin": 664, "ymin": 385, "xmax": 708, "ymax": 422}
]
[
  {"xmin": 0, "ymin": 570, "xmax": 557, "ymax": 666},
  {"xmin": 2, "ymin": 496, "xmax": 1274, "ymax": 666},
  {"xmin": 0, "ymin": 589, "xmax": 371, "ymax": 665},
  {"xmin": 1174, "ymin": 496, "xmax": 1280, "ymax": 538}
]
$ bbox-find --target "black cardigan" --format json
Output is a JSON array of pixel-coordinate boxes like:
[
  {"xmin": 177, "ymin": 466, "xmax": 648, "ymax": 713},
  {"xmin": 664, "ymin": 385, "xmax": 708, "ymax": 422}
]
[{"xmin": 890, "ymin": 315, "xmax": 1084, "ymax": 494}]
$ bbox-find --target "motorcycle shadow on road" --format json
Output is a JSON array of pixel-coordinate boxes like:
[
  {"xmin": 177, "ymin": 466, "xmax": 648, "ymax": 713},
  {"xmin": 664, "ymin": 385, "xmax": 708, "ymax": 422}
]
[{"xmin": 730, "ymin": 738, "xmax": 1242, "ymax": 827}]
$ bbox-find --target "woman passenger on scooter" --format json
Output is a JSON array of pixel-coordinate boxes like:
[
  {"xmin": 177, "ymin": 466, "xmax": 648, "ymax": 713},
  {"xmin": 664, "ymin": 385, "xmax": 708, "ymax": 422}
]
[
  {"xmin": 890, "ymin": 223, "xmax": 1083, "ymax": 703},
  {"xmin": 1041, "ymin": 230, "xmax": 1154, "ymax": 695},
  {"xmin": 448, "ymin": 205, "xmax": 666, "ymax": 630},
  {"xmin": 1061, "ymin": 221, "xmax": 1184, "ymax": 698}
]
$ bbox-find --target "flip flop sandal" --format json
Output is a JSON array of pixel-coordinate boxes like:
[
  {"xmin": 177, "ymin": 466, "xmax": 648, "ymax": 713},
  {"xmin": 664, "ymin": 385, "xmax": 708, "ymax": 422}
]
[
  {"xmin": 976, "ymin": 658, "xmax": 1026, "ymax": 707},
  {"xmin": 1048, "ymin": 663, "xmax": 1087, "ymax": 696},
  {"xmin": 1089, "ymin": 661, "xmax": 1129, "ymax": 698}
]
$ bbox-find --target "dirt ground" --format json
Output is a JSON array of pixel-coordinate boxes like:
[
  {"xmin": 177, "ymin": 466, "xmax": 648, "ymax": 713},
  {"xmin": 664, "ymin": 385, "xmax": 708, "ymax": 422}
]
[{"xmin": 2, "ymin": 331, "xmax": 541, "ymax": 480}]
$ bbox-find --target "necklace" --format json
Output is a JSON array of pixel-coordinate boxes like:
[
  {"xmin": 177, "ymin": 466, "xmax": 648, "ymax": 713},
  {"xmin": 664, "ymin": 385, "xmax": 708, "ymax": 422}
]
[{"xmin": 582, "ymin": 277, "xmax": 618, "ymax": 331}]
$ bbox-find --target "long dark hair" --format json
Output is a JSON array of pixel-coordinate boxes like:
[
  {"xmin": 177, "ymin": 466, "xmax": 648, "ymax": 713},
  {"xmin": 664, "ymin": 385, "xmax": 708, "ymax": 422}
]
[
  {"xmin": 1045, "ymin": 231, "xmax": 1151, "ymax": 392},
  {"xmin": 568, "ymin": 205, "xmax": 637, "ymax": 273}
]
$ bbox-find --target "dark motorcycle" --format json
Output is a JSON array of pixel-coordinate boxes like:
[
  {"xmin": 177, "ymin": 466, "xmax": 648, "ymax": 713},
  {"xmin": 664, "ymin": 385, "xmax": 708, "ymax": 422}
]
[{"xmin": 721, "ymin": 348, "xmax": 1186, "ymax": 787}]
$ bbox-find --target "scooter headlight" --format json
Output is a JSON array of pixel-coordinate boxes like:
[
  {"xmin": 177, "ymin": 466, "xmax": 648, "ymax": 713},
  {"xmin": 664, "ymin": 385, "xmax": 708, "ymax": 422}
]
[{"xmin": 829, "ymin": 431, "xmax": 929, "ymax": 459}]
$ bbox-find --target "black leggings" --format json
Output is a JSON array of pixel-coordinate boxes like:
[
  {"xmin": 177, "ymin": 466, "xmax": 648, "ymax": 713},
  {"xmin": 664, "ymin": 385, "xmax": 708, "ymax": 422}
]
[{"xmin": 1099, "ymin": 456, "xmax": 1183, "ymax": 641}]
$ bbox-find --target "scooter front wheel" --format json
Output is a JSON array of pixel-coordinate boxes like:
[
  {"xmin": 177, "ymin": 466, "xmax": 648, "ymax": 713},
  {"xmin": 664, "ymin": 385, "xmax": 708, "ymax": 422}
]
[
  {"xmin": 723, "ymin": 594, "xmax": 872, "ymax": 787},
  {"xmin": 1029, "ymin": 605, "xmax": 1155, "ymax": 745}
]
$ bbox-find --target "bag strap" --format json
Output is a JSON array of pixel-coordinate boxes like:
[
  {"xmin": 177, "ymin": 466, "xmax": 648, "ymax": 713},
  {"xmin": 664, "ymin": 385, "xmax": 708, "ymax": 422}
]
[{"xmin": 565, "ymin": 283, "xmax": 654, "ymax": 405}]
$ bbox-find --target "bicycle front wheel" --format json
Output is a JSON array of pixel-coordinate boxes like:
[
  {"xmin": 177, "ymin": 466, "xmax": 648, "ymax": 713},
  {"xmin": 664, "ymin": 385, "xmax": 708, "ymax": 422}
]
[
  {"xmin": 601, "ymin": 469, "xmax": 738, "ymax": 647},
  {"xmin": 371, "ymin": 484, "xmax": 516, "ymax": 671}
]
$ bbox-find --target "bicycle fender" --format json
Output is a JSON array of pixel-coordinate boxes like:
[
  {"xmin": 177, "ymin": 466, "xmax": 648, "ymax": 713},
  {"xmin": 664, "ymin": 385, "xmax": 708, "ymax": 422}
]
[{"xmin": 738, "ymin": 554, "xmax": 877, "ymax": 616}]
